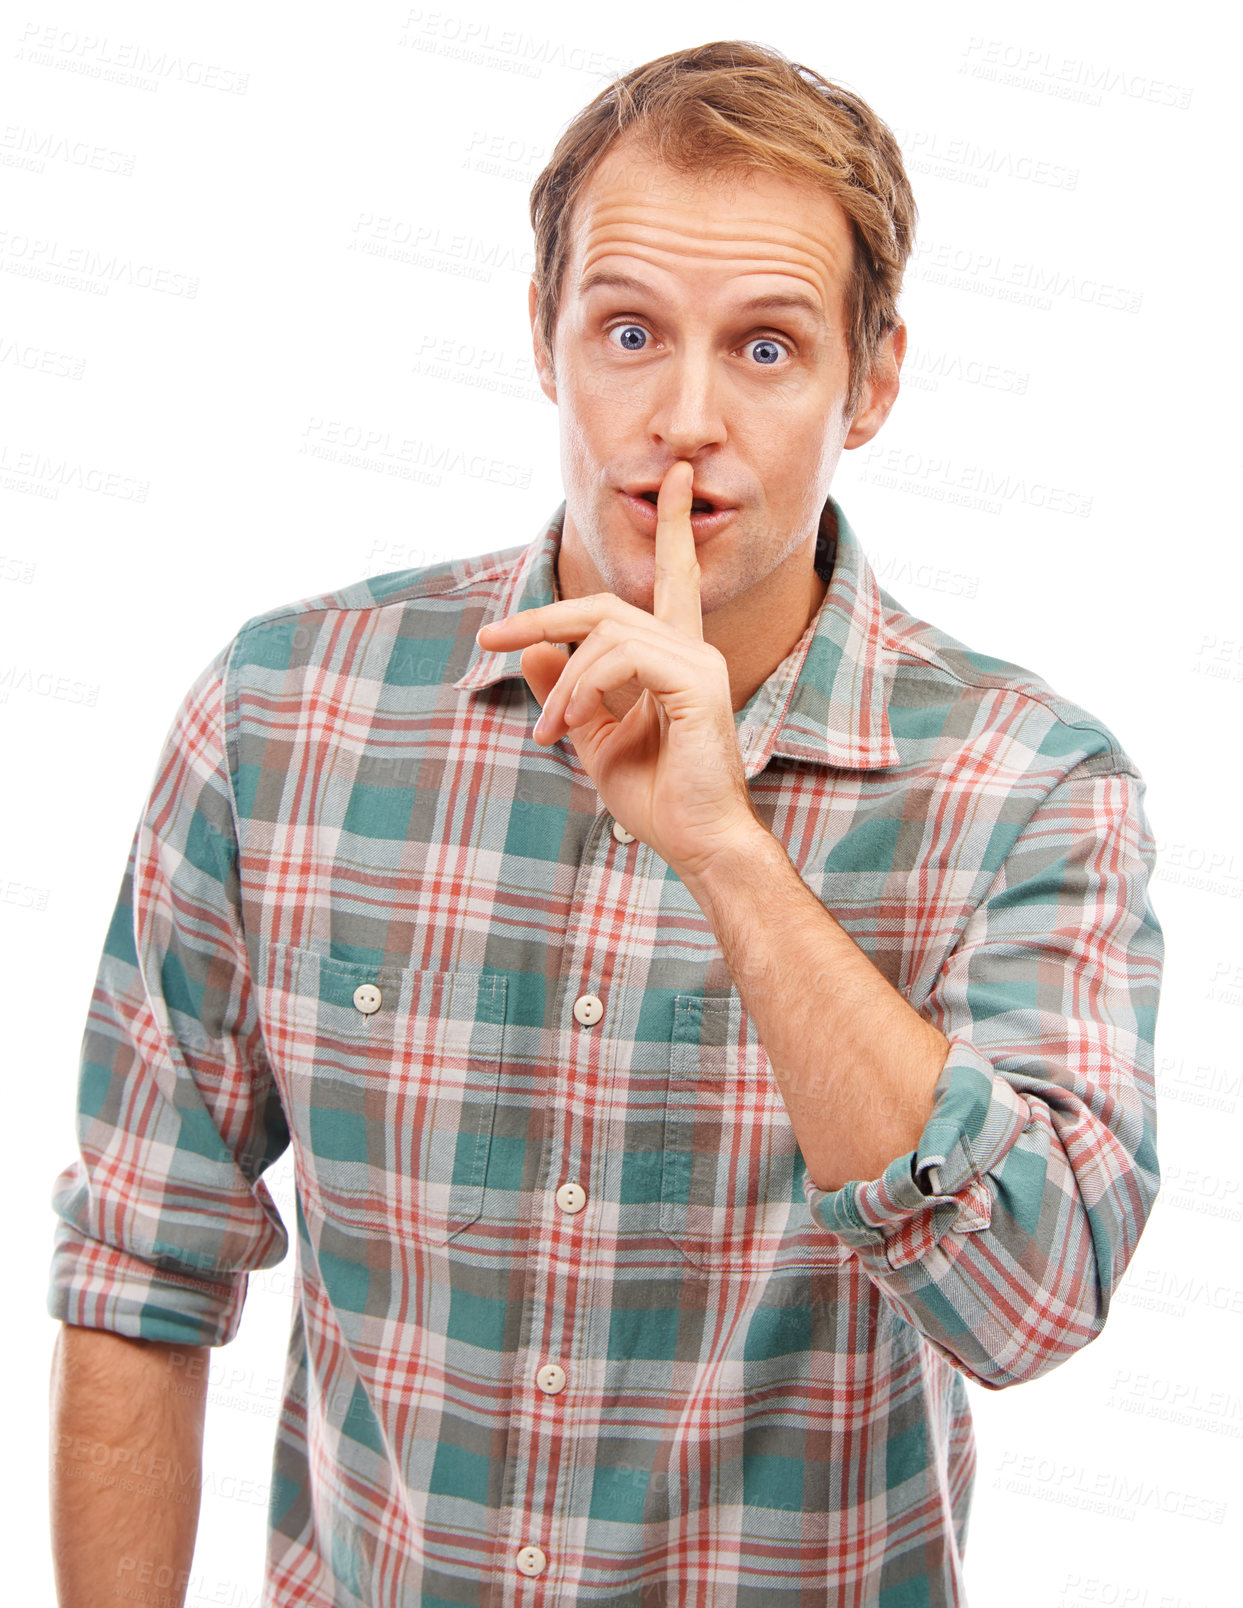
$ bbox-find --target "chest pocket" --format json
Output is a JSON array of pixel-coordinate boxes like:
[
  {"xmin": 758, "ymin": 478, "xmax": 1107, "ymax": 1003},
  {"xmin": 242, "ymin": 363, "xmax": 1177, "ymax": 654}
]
[
  {"xmin": 660, "ymin": 991, "xmax": 850, "ymax": 1272},
  {"xmin": 258, "ymin": 942, "xmax": 507, "ymax": 1245}
]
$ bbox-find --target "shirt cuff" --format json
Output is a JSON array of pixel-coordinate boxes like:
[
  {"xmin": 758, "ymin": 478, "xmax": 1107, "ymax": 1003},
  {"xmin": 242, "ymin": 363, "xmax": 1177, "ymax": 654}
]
[
  {"xmin": 47, "ymin": 1216, "xmax": 249, "ymax": 1346},
  {"xmin": 803, "ymin": 1038, "xmax": 1032, "ymax": 1272}
]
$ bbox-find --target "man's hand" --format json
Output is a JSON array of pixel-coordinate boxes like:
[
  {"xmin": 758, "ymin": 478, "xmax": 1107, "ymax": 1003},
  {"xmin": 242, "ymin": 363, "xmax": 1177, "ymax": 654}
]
[{"xmin": 475, "ymin": 460, "xmax": 764, "ymax": 882}]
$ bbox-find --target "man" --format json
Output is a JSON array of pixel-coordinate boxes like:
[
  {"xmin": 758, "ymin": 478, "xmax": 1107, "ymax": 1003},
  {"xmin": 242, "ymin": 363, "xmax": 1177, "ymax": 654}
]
[{"xmin": 48, "ymin": 39, "xmax": 1162, "ymax": 1607}]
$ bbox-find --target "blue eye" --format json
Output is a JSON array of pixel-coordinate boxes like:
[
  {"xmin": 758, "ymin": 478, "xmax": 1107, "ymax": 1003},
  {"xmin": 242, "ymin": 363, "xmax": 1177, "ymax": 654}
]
[
  {"xmin": 748, "ymin": 338, "xmax": 785, "ymax": 365},
  {"xmin": 610, "ymin": 324, "xmax": 648, "ymax": 351}
]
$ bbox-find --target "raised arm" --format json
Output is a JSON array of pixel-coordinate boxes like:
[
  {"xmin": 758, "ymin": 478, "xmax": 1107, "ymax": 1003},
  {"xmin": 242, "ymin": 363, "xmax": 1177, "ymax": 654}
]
[
  {"xmin": 685, "ymin": 754, "xmax": 1163, "ymax": 1388},
  {"xmin": 803, "ymin": 760, "xmax": 1163, "ymax": 1386}
]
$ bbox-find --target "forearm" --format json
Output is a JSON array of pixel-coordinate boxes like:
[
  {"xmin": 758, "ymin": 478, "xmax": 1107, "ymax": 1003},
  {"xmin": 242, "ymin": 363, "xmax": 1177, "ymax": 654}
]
[
  {"xmin": 680, "ymin": 823, "xmax": 949, "ymax": 1190},
  {"xmin": 802, "ymin": 1051, "xmax": 1123, "ymax": 1388},
  {"xmin": 49, "ymin": 1324, "xmax": 208, "ymax": 1608},
  {"xmin": 682, "ymin": 833, "xmax": 1123, "ymax": 1385},
  {"xmin": 679, "ymin": 771, "xmax": 1160, "ymax": 1388}
]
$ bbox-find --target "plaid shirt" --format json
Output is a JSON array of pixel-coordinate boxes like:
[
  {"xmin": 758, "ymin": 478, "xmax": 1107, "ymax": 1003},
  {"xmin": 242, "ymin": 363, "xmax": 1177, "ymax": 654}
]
[{"xmin": 48, "ymin": 497, "xmax": 1163, "ymax": 1606}]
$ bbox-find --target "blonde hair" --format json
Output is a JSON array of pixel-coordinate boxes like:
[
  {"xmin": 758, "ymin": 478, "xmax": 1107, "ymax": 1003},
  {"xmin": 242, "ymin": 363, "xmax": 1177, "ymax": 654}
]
[{"xmin": 528, "ymin": 39, "xmax": 917, "ymax": 416}]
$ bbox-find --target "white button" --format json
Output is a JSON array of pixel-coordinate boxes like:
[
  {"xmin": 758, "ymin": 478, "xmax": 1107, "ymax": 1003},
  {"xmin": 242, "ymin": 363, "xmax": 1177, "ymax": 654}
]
[
  {"xmin": 555, "ymin": 1182, "xmax": 586, "ymax": 1214},
  {"xmin": 516, "ymin": 1545, "xmax": 547, "ymax": 1577},
  {"xmin": 352, "ymin": 983, "xmax": 382, "ymax": 1015},
  {"xmin": 573, "ymin": 993, "xmax": 603, "ymax": 1025},
  {"xmin": 611, "ymin": 818, "xmax": 635, "ymax": 843},
  {"xmin": 536, "ymin": 1363, "xmax": 567, "ymax": 1395}
]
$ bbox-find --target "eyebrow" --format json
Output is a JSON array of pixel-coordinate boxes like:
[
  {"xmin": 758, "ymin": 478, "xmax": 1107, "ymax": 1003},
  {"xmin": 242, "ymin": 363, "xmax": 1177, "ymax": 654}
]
[{"xmin": 576, "ymin": 269, "xmax": 826, "ymax": 327}]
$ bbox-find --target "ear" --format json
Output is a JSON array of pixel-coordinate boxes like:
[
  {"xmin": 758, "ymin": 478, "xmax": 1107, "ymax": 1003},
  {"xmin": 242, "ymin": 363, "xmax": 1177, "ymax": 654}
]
[
  {"xmin": 528, "ymin": 278, "xmax": 557, "ymax": 404},
  {"xmin": 843, "ymin": 321, "xmax": 906, "ymax": 450}
]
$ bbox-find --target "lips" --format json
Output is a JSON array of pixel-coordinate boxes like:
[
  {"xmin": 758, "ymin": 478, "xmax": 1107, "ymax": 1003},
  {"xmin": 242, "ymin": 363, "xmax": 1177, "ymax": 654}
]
[
  {"xmin": 635, "ymin": 490, "xmax": 715, "ymax": 514},
  {"xmin": 623, "ymin": 483, "xmax": 734, "ymax": 514},
  {"xmin": 617, "ymin": 488, "xmax": 737, "ymax": 541}
]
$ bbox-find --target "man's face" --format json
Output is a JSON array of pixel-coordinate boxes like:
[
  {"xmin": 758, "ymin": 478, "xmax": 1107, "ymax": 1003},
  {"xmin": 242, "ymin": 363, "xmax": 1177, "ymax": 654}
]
[{"xmin": 529, "ymin": 134, "xmax": 903, "ymax": 619}]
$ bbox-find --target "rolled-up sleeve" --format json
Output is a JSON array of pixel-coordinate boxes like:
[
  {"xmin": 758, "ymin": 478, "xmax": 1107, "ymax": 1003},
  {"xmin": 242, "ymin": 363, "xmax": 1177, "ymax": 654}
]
[
  {"xmin": 47, "ymin": 645, "xmax": 290, "ymax": 1346},
  {"xmin": 805, "ymin": 758, "xmax": 1163, "ymax": 1388}
]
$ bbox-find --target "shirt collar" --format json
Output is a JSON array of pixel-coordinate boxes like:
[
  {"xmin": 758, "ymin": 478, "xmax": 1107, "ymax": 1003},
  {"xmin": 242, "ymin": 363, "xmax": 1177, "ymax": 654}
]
[{"xmin": 454, "ymin": 495, "xmax": 898, "ymax": 775}]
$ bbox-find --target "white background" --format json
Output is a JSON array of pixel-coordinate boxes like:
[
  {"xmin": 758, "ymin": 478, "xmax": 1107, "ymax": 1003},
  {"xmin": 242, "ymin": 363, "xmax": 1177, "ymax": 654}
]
[{"xmin": 4, "ymin": 2, "xmax": 1239, "ymax": 1603}]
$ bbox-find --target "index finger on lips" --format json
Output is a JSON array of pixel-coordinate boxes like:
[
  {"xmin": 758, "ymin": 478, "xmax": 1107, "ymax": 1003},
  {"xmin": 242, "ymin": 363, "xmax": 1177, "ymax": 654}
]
[{"xmin": 653, "ymin": 459, "xmax": 702, "ymax": 642}]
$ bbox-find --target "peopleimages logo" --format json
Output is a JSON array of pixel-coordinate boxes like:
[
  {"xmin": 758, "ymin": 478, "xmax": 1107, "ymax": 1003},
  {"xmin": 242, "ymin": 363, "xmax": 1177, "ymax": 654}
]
[
  {"xmin": 1156, "ymin": 1054, "xmax": 1240, "ymax": 1116},
  {"xmin": 397, "ymin": 10, "xmax": 631, "ymax": 82},
  {"xmin": 298, "ymin": 417, "xmax": 532, "ymax": 492},
  {"xmin": 907, "ymin": 238, "xmax": 1142, "ymax": 314},
  {"xmin": 0, "ymin": 230, "xmax": 198, "ymax": 297},
  {"xmin": 993, "ymin": 1451, "xmax": 1225, "ymax": 1524},
  {"xmin": 894, "ymin": 126, "xmax": 1079, "ymax": 192},
  {"xmin": 959, "ymin": 37, "xmax": 1192, "ymax": 110},
  {"xmin": 0, "ymin": 443, "xmax": 148, "ymax": 501},
  {"xmin": 348, "ymin": 212, "xmax": 533, "ymax": 283},
  {"xmin": 0, "ymin": 335, "xmax": 86, "ymax": 380},
  {"xmin": 901, "ymin": 343, "xmax": 1030, "ymax": 397},
  {"xmin": 0, "ymin": 123, "xmax": 136, "ymax": 176},
  {"xmin": 0, "ymin": 663, "xmax": 100, "ymax": 705},
  {"xmin": 857, "ymin": 442, "xmax": 1093, "ymax": 519},
  {"xmin": 1150, "ymin": 840, "xmax": 1243, "ymax": 901},
  {"xmin": 14, "ymin": 24, "xmax": 250, "ymax": 93},
  {"xmin": 1056, "ymin": 1574, "xmax": 1215, "ymax": 1608},
  {"xmin": 1115, "ymin": 1265, "xmax": 1243, "ymax": 1320}
]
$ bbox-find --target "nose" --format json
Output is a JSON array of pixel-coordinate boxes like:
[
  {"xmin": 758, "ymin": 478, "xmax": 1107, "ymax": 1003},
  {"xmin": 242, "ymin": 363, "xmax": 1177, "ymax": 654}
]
[{"xmin": 647, "ymin": 343, "xmax": 727, "ymax": 461}]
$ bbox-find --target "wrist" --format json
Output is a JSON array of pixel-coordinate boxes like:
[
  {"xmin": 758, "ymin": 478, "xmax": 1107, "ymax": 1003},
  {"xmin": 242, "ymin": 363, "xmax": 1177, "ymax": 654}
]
[{"xmin": 675, "ymin": 817, "xmax": 784, "ymax": 901}]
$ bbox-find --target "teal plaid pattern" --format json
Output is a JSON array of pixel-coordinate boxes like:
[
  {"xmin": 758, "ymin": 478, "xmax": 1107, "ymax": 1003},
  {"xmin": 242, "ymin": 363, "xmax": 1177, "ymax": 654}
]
[{"xmin": 48, "ymin": 498, "xmax": 1163, "ymax": 1605}]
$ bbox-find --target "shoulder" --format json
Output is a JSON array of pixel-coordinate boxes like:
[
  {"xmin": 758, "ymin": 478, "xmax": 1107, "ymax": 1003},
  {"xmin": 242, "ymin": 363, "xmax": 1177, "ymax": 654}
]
[
  {"xmin": 877, "ymin": 583, "xmax": 1140, "ymax": 783},
  {"xmin": 231, "ymin": 541, "xmax": 527, "ymax": 640},
  {"xmin": 222, "ymin": 541, "xmax": 527, "ymax": 680}
]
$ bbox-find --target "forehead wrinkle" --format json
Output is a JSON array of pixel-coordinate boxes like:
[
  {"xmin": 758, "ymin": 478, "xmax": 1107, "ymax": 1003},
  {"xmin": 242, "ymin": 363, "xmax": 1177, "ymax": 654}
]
[
  {"xmin": 580, "ymin": 198, "xmax": 845, "ymax": 257},
  {"xmin": 567, "ymin": 157, "xmax": 855, "ymax": 333},
  {"xmin": 573, "ymin": 202, "xmax": 851, "ymax": 315},
  {"xmin": 576, "ymin": 237, "xmax": 842, "ymax": 322}
]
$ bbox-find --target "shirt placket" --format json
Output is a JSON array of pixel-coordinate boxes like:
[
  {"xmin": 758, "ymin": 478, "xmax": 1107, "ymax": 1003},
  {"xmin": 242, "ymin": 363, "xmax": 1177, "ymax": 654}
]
[{"xmin": 495, "ymin": 796, "xmax": 654, "ymax": 1605}]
